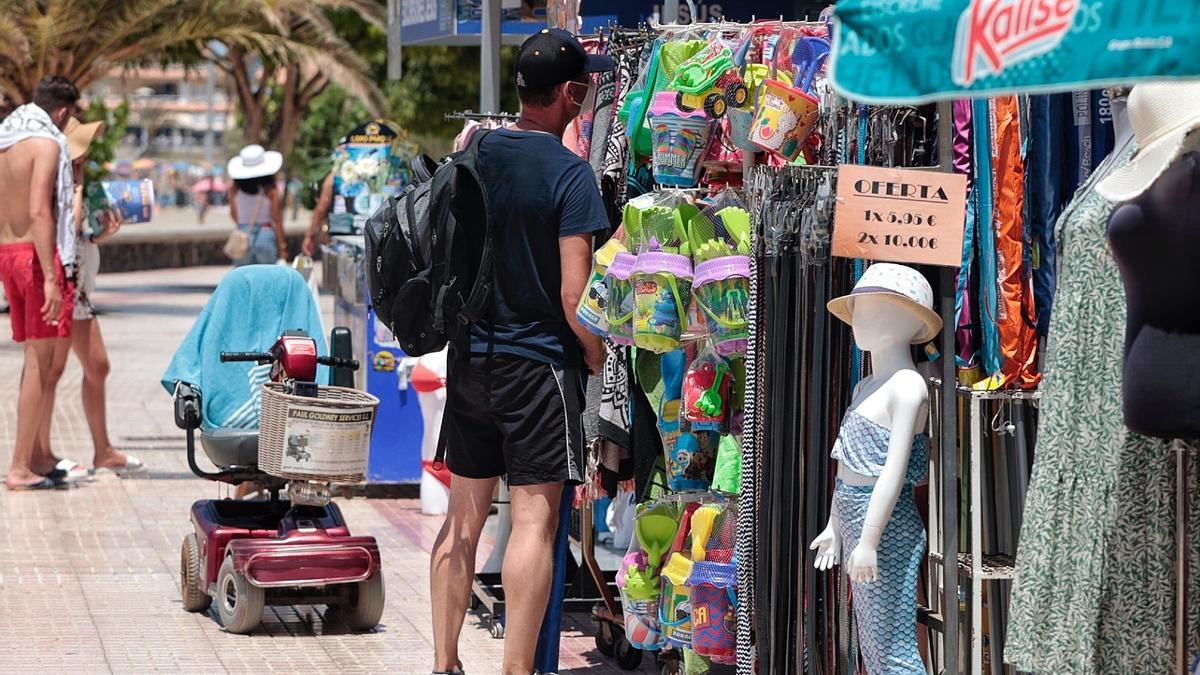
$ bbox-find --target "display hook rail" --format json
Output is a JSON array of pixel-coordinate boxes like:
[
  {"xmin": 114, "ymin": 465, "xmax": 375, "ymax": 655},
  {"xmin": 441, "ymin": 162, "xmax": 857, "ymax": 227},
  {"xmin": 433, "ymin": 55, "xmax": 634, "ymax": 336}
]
[{"xmin": 444, "ymin": 110, "xmax": 520, "ymax": 122}]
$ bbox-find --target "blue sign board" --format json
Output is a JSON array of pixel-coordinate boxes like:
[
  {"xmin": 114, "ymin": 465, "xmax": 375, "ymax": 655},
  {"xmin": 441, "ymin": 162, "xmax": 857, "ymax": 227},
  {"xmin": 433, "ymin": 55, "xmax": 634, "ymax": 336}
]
[{"xmin": 400, "ymin": 0, "xmax": 804, "ymax": 44}]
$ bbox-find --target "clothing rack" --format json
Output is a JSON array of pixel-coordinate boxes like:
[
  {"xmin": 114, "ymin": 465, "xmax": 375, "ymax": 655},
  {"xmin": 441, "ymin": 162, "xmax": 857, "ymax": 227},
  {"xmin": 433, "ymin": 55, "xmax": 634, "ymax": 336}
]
[{"xmin": 444, "ymin": 110, "xmax": 519, "ymax": 122}]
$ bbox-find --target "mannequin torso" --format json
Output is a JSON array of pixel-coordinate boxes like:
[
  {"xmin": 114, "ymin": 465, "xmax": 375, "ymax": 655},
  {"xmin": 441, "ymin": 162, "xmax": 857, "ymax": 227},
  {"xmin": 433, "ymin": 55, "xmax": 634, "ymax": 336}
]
[{"xmin": 1107, "ymin": 148, "xmax": 1200, "ymax": 439}]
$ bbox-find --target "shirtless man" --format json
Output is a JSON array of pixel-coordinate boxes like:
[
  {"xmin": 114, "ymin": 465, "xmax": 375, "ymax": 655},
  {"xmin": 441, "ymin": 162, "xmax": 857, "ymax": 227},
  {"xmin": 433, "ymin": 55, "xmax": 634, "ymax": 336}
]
[{"xmin": 0, "ymin": 76, "xmax": 80, "ymax": 490}]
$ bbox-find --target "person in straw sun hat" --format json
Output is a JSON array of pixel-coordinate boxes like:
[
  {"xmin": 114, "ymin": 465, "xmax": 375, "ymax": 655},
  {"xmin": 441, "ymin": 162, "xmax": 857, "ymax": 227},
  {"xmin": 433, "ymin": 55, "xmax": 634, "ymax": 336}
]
[{"xmin": 226, "ymin": 144, "xmax": 286, "ymax": 266}]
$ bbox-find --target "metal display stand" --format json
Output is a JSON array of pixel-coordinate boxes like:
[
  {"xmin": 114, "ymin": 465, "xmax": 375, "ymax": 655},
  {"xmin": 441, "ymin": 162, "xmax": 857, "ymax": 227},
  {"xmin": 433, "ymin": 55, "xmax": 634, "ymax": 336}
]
[{"xmin": 925, "ymin": 389, "xmax": 1038, "ymax": 675}]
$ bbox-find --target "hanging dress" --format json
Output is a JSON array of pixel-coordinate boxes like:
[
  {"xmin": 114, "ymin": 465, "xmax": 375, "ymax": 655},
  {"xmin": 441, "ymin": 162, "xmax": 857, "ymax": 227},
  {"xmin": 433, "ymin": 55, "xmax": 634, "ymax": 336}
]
[{"xmin": 1007, "ymin": 146, "xmax": 1200, "ymax": 672}]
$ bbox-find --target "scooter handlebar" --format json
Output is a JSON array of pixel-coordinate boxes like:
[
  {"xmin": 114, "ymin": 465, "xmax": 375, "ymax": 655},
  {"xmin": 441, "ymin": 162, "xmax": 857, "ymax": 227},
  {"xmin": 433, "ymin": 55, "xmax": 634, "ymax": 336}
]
[
  {"xmin": 317, "ymin": 355, "xmax": 359, "ymax": 371},
  {"xmin": 220, "ymin": 351, "xmax": 273, "ymax": 363}
]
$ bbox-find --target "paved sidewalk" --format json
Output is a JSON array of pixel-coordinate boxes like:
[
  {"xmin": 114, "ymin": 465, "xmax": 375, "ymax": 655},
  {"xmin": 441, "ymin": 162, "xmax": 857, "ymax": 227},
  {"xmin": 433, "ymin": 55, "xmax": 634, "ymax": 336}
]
[{"xmin": 0, "ymin": 266, "xmax": 649, "ymax": 675}]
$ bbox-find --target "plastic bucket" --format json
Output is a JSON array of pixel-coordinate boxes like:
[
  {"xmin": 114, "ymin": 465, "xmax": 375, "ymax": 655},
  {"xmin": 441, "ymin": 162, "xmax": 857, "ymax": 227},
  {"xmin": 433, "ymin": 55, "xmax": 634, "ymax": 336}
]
[
  {"xmin": 688, "ymin": 561, "xmax": 737, "ymax": 664},
  {"xmin": 659, "ymin": 578, "xmax": 693, "ymax": 649},
  {"xmin": 749, "ymin": 79, "xmax": 820, "ymax": 161},
  {"xmin": 693, "ymin": 256, "xmax": 751, "ymax": 357},
  {"xmin": 605, "ymin": 252, "xmax": 638, "ymax": 347},
  {"xmin": 632, "ymin": 252, "xmax": 693, "ymax": 353},
  {"xmin": 620, "ymin": 588, "xmax": 664, "ymax": 650},
  {"xmin": 649, "ymin": 114, "xmax": 713, "ymax": 187},
  {"xmin": 726, "ymin": 106, "xmax": 756, "ymax": 152}
]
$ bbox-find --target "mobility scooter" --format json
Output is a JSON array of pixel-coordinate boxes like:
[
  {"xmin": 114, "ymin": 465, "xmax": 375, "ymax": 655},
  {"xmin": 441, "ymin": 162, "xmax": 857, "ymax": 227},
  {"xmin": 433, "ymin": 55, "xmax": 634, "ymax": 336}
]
[{"xmin": 168, "ymin": 266, "xmax": 385, "ymax": 634}]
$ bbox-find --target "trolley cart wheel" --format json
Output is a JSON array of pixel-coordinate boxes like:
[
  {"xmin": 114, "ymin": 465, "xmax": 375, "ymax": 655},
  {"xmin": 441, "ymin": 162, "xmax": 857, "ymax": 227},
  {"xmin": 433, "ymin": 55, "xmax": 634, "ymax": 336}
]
[
  {"xmin": 180, "ymin": 534, "xmax": 211, "ymax": 612},
  {"xmin": 614, "ymin": 630, "xmax": 643, "ymax": 670},
  {"xmin": 469, "ymin": 593, "xmax": 481, "ymax": 611},
  {"xmin": 490, "ymin": 618, "xmax": 506, "ymax": 639},
  {"xmin": 595, "ymin": 620, "xmax": 616, "ymax": 656},
  {"xmin": 704, "ymin": 93, "xmax": 727, "ymax": 118},
  {"xmin": 216, "ymin": 556, "xmax": 264, "ymax": 634},
  {"xmin": 342, "ymin": 572, "xmax": 386, "ymax": 631},
  {"xmin": 675, "ymin": 91, "xmax": 694, "ymax": 113},
  {"xmin": 727, "ymin": 82, "xmax": 750, "ymax": 108}
]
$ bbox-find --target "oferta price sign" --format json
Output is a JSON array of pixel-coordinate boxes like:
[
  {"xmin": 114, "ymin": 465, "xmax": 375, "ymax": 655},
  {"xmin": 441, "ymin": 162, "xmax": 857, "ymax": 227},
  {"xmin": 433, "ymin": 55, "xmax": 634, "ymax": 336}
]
[
  {"xmin": 830, "ymin": 0, "xmax": 1200, "ymax": 104},
  {"xmin": 831, "ymin": 165, "xmax": 967, "ymax": 267}
]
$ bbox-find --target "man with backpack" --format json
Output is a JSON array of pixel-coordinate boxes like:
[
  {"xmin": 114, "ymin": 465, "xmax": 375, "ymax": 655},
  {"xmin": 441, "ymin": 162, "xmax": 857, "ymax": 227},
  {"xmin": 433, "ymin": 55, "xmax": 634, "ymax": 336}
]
[{"xmin": 428, "ymin": 29, "xmax": 613, "ymax": 675}]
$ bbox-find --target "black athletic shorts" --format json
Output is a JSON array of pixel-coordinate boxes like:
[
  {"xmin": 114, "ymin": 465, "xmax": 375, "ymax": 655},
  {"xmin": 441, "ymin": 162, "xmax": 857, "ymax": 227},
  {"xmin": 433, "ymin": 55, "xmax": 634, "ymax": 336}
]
[{"xmin": 442, "ymin": 353, "xmax": 585, "ymax": 486}]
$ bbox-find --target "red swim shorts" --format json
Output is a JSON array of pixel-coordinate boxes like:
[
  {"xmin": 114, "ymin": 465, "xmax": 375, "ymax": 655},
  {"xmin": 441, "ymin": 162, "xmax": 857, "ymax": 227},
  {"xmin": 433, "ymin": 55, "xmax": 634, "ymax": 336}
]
[{"xmin": 0, "ymin": 242, "xmax": 73, "ymax": 342}]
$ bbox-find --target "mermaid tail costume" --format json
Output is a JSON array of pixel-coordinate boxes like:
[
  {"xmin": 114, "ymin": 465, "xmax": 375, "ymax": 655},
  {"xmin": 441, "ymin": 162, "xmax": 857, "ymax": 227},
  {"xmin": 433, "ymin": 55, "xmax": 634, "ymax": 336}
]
[{"xmin": 831, "ymin": 410, "xmax": 928, "ymax": 675}]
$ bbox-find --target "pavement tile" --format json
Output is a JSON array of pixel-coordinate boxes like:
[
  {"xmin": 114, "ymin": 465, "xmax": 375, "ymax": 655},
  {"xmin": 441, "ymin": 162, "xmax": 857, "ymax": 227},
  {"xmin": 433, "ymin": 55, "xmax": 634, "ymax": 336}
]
[{"xmin": 0, "ymin": 266, "xmax": 653, "ymax": 675}]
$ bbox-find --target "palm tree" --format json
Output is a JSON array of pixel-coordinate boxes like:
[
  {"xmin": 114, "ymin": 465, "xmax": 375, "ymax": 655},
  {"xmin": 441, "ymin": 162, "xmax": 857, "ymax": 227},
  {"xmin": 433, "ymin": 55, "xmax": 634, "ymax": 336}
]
[{"xmin": 0, "ymin": 0, "xmax": 385, "ymax": 159}]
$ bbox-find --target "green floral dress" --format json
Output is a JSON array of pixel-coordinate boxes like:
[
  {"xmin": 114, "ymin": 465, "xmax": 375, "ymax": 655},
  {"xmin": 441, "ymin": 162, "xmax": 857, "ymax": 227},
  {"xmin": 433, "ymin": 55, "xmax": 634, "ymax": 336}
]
[{"xmin": 1007, "ymin": 148, "xmax": 1200, "ymax": 672}]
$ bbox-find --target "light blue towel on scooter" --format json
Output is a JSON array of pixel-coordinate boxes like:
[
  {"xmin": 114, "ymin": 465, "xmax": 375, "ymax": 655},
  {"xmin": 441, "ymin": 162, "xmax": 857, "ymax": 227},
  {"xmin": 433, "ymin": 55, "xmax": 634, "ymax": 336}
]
[{"xmin": 161, "ymin": 265, "xmax": 327, "ymax": 430}]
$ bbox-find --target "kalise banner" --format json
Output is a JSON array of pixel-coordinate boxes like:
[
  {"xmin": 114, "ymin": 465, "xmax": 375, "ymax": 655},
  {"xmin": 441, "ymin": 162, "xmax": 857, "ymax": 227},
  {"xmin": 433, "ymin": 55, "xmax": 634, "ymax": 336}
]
[{"xmin": 829, "ymin": 0, "xmax": 1200, "ymax": 103}]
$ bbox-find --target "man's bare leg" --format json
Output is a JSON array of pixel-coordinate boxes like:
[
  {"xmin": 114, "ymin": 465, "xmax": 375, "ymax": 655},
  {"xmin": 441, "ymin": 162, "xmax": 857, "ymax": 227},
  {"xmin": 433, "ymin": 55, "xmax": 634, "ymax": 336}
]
[
  {"xmin": 431, "ymin": 474, "xmax": 498, "ymax": 673},
  {"xmin": 71, "ymin": 318, "xmax": 128, "ymax": 468},
  {"xmin": 502, "ymin": 481, "xmax": 564, "ymax": 675},
  {"xmin": 7, "ymin": 339, "xmax": 56, "ymax": 487},
  {"xmin": 31, "ymin": 336, "xmax": 69, "ymax": 474}
]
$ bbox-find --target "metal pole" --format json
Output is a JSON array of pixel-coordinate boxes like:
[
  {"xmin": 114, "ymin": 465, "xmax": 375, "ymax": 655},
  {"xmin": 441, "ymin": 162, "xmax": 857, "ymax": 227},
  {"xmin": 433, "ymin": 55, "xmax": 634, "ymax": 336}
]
[
  {"xmin": 480, "ymin": 0, "xmax": 502, "ymax": 114},
  {"xmin": 387, "ymin": 0, "xmax": 403, "ymax": 81},
  {"xmin": 936, "ymin": 98, "xmax": 961, "ymax": 675},
  {"xmin": 1177, "ymin": 441, "xmax": 1189, "ymax": 675},
  {"xmin": 663, "ymin": 0, "xmax": 680, "ymax": 24},
  {"xmin": 203, "ymin": 61, "xmax": 215, "ymax": 171}
]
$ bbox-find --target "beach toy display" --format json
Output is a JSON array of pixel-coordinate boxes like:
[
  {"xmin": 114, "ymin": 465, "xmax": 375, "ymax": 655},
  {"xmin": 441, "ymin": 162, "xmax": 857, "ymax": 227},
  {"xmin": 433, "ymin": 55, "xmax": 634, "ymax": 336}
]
[
  {"xmin": 632, "ymin": 251, "xmax": 693, "ymax": 353},
  {"xmin": 686, "ymin": 506, "xmax": 737, "ymax": 664},
  {"xmin": 726, "ymin": 63, "xmax": 776, "ymax": 152},
  {"xmin": 604, "ymin": 252, "xmax": 638, "ymax": 346},
  {"xmin": 693, "ymin": 256, "xmax": 751, "ymax": 356},
  {"xmin": 576, "ymin": 237, "xmax": 626, "ymax": 336},
  {"xmin": 669, "ymin": 46, "xmax": 751, "ymax": 119},
  {"xmin": 749, "ymin": 78, "xmax": 820, "ymax": 161},
  {"xmin": 657, "ymin": 502, "xmax": 698, "ymax": 649},
  {"xmin": 648, "ymin": 92, "xmax": 714, "ymax": 188},
  {"xmin": 617, "ymin": 549, "xmax": 665, "ymax": 650},
  {"xmin": 682, "ymin": 349, "xmax": 732, "ymax": 433}
]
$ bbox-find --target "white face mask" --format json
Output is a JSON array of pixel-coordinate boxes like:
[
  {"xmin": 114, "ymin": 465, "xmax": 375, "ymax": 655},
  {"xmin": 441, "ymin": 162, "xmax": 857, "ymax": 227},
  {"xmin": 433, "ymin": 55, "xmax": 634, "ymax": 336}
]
[{"xmin": 568, "ymin": 79, "xmax": 596, "ymax": 115}]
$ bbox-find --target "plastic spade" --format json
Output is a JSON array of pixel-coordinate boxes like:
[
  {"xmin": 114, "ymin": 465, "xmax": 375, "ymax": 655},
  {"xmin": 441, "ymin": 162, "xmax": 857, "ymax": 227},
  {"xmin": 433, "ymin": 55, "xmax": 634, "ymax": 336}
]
[
  {"xmin": 690, "ymin": 505, "xmax": 721, "ymax": 562},
  {"xmin": 636, "ymin": 507, "xmax": 680, "ymax": 570}
]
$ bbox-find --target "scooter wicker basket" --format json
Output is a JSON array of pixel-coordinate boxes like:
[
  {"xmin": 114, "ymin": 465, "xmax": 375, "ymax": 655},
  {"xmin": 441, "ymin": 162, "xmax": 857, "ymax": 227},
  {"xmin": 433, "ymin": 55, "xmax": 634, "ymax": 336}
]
[{"xmin": 258, "ymin": 382, "xmax": 380, "ymax": 483}]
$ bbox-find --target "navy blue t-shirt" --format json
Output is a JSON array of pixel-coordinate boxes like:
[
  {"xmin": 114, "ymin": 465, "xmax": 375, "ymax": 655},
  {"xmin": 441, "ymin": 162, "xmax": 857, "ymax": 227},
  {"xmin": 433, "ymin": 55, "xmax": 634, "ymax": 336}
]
[{"xmin": 469, "ymin": 128, "xmax": 609, "ymax": 367}]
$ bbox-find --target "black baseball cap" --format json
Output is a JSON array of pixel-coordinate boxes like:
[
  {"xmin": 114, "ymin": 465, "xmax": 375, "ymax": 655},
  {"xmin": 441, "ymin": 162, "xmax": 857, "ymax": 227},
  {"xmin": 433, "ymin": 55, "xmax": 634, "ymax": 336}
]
[{"xmin": 515, "ymin": 28, "xmax": 616, "ymax": 89}]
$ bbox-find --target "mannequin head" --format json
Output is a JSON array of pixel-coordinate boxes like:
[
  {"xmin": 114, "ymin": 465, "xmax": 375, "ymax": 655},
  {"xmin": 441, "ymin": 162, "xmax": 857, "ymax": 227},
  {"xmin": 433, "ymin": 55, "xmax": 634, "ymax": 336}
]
[{"xmin": 850, "ymin": 296, "xmax": 925, "ymax": 353}]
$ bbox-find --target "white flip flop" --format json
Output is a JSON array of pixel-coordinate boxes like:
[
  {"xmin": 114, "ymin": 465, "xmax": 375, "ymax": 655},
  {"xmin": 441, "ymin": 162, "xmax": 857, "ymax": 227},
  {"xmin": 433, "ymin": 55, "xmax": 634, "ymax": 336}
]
[
  {"xmin": 55, "ymin": 458, "xmax": 90, "ymax": 481},
  {"xmin": 91, "ymin": 455, "xmax": 146, "ymax": 477}
]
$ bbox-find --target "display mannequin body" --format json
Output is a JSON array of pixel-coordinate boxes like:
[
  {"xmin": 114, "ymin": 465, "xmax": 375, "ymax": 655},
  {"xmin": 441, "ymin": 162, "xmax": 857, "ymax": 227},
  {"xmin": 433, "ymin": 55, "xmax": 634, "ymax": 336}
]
[
  {"xmin": 810, "ymin": 296, "xmax": 929, "ymax": 674},
  {"xmin": 1107, "ymin": 139, "xmax": 1200, "ymax": 439}
]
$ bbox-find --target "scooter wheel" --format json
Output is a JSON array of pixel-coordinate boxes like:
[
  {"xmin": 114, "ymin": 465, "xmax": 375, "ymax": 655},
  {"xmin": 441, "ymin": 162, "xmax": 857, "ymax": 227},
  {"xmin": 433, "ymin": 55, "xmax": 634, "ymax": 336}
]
[
  {"xmin": 181, "ymin": 534, "xmax": 211, "ymax": 612},
  {"xmin": 342, "ymin": 572, "xmax": 386, "ymax": 631},
  {"xmin": 595, "ymin": 620, "xmax": 616, "ymax": 656},
  {"xmin": 216, "ymin": 556, "xmax": 264, "ymax": 634},
  {"xmin": 614, "ymin": 630, "xmax": 643, "ymax": 670},
  {"xmin": 490, "ymin": 619, "xmax": 505, "ymax": 639}
]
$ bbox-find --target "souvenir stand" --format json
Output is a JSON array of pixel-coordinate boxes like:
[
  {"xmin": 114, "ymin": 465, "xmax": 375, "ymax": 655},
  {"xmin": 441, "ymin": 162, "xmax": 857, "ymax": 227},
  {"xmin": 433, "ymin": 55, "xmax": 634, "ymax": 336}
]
[
  {"xmin": 567, "ymin": 3, "xmax": 1200, "ymax": 673},
  {"xmin": 320, "ymin": 119, "xmax": 427, "ymax": 484}
]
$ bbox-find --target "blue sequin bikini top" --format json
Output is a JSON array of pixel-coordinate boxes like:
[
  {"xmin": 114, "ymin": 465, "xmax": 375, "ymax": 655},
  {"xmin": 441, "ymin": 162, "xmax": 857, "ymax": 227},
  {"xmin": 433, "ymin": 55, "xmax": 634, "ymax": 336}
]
[{"xmin": 830, "ymin": 409, "xmax": 929, "ymax": 485}]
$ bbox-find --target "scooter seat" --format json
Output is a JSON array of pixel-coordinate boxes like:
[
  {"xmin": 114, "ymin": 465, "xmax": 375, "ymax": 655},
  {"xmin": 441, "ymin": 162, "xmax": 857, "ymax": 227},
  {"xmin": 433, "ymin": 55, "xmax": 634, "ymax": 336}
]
[{"xmin": 200, "ymin": 428, "xmax": 259, "ymax": 469}]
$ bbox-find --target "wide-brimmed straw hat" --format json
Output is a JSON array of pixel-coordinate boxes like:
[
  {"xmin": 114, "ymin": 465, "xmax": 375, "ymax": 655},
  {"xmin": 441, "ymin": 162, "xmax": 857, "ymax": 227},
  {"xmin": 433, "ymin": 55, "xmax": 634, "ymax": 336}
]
[
  {"xmin": 1097, "ymin": 81, "xmax": 1200, "ymax": 202},
  {"xmin": 827, "ymin": 263, "xmax": 942, "ymax": 344},
  {"xmin": 227, "ymin": 144, "xmax": 283, "ymax": 180},
  {"xmin": 65, "ymin": 118, "xmax": 105, "ymax": 161}
]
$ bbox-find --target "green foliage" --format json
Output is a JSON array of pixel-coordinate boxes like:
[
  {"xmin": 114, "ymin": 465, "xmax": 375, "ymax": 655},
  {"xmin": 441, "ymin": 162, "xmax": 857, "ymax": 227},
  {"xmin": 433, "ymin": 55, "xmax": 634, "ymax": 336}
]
[
  {"xmin": 289, "ymin": 86, "xmax": 371, "ymax": 208},
  {"xmin": 81, "ymin": 98, "xmax": 131, "ymax": 185},
  {"xmin": 383, "ymin": 46, "xmax": 520, "ymax": 155}
]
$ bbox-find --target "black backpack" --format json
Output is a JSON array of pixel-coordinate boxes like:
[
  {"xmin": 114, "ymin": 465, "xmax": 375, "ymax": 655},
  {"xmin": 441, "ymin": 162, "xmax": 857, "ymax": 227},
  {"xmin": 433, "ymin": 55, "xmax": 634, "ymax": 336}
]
[{"xmin": 364, "ymin": 130, "xmax": 494, "ymax": 356}]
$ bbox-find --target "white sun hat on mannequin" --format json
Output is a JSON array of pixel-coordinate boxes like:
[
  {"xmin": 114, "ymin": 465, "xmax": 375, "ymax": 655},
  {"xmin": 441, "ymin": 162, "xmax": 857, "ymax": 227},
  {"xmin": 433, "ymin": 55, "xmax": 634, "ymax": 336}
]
[
  {"xmin": 227, "ymin": 144, "xmax": 283, "ymax": 180},
  {"xmin": 827, "ymin": 262, "xmax": 943, "ymax": 344},
  {"xmin": 1096, "ymin": 80, "xmax": 1200, "ymax": 203}
]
